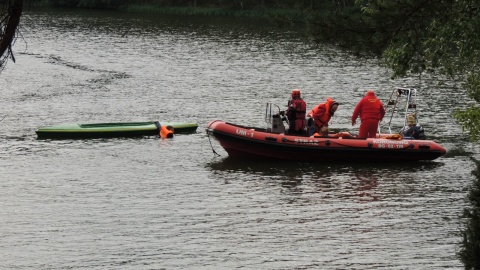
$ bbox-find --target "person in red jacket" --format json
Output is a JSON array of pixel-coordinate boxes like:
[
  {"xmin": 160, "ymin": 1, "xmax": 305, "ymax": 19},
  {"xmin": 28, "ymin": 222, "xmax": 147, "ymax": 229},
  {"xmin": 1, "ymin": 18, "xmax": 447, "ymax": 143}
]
[
  {"xmin": 351, "ymin": 90, "xmax": 385, "ymax": 138},
  {"xmin": 307, "ymin": 97, "xmax": 339, "ymax": 136},
  {"xmin": 286, "ymin": 89, "xmax": 307, "ymax": 135}
]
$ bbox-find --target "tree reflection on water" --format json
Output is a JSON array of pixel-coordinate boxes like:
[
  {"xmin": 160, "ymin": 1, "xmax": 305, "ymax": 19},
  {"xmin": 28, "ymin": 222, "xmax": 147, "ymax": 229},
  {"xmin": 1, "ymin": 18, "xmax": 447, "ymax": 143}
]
[{"xmin": 458, "ymin": 158, "xmax": 480, "ymax": 269}]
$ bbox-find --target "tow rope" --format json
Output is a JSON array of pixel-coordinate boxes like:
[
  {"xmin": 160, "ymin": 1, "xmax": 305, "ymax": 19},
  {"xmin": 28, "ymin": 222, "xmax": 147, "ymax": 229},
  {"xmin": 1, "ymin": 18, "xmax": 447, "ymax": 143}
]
[{"xmin": 207, "ymin": 131, "xmax": 221, "ymax": 157}]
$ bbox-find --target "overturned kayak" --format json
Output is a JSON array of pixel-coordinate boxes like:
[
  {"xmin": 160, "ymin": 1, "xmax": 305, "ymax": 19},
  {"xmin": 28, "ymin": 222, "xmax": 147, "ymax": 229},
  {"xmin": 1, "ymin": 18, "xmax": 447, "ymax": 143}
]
[
  {"xmin": 36, "ymin": 121, "xmax": 198, "ymax": 139},
  {"xmin": 206, "ymin": 120, "xmax": 446, "ymax": 162}
]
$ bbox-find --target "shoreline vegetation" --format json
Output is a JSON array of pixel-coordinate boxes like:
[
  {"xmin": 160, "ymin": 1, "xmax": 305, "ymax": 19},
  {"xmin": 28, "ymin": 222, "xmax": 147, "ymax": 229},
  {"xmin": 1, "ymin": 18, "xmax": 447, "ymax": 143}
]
[
  {"xmin": 24, "ymin": 0, "xmax": 357, "ymax": 21},
  {"xmin": 124, "ymin": 5, "xmax": 306, "ymax": 19}
]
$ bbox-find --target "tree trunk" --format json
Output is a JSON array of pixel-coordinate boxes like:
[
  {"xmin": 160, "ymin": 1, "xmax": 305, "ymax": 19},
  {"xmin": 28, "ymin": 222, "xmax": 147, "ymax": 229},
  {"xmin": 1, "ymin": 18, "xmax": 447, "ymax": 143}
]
[{"xmin": 0, "ymin": 0, "xmax": 23, "ymax": 60}]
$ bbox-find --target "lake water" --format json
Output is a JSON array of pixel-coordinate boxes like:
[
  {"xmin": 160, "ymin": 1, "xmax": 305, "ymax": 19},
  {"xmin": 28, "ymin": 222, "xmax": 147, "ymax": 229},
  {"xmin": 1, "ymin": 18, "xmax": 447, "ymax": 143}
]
[{"xmin": 0, "ymin": 8, "xmax": 478, "ymax": 269}]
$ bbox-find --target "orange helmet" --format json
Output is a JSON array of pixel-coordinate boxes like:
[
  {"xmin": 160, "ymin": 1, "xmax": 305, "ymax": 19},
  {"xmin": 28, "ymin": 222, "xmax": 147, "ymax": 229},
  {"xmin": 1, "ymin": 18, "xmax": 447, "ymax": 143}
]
[{"xmin": 291, "ymin": 89, "xmax": 301, "ymax": 99}]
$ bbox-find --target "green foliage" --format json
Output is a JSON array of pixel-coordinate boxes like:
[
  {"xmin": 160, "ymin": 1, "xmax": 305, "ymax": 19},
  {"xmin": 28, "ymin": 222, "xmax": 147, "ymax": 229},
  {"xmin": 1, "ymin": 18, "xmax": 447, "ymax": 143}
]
[
  {"xmin": 455, "ymin": 72, "xmax": 480, "ymax": 141},
  {"xmin": 466, "ymin": 73, "xmax": 480, "ymax": 103},
  {"xmin": 27, "ymin": 0, "xmax": 351, "ymax": 10},
  {"xmin": 454, "ymin": 106, "xmax": 480, "ymax": 142}
]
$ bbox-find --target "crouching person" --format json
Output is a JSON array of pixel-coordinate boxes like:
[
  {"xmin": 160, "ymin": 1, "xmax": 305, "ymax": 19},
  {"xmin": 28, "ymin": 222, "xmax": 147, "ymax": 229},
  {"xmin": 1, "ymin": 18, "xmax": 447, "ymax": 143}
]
[{"xmin": 306, "ymin": 97, "xmax": 339, "ymax": 136}]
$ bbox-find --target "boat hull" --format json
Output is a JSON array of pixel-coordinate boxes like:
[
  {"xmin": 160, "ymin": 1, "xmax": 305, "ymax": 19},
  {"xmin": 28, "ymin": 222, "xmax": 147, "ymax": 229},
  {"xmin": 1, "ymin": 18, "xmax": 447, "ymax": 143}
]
[
  {"xmin": 206, "ymin": 120, "xmax": 446, "ymax": 162},
  {"xmin": 36, "ymin": 121, "xmax": 198, "ymax": 139}
]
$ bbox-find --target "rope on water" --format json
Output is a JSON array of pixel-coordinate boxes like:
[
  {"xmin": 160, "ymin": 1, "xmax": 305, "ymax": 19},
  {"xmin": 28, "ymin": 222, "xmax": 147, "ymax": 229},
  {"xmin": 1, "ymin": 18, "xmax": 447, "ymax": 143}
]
[{"xmin": 207, "ymin": 132, "xmax": 221, "ymax": 157}]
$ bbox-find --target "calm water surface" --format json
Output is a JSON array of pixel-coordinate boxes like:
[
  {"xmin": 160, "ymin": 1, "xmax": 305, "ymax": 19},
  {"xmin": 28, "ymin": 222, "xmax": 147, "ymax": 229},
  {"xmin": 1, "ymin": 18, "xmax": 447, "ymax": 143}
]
[{"xmin": 0, "ymin": 8, "xmax": 478, "ymax": 269}]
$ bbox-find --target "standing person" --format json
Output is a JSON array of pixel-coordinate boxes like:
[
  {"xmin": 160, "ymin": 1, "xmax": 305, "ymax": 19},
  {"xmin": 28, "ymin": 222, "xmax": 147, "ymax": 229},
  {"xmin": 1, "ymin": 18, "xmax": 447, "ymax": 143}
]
[
  {"xmin": 351, "ymin": 90, "xmax": 385, "ymax": 138},
  {"xmin": 286, "ymin": 89, "xmax": 307, "ymax": 135},
  {"xmin": 306, "ymin": 97, "xmax": 339, "ymax": 136}
]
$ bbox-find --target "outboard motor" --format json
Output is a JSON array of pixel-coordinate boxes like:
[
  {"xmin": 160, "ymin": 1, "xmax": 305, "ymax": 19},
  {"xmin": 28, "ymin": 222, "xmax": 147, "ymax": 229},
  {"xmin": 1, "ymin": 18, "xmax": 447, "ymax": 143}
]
[
  {"xmin": 271, "ymin": 113, "xmax": 286, "ymax": 134},
  {"xmin": 265, "ymin": 102, "xmax": 287, "ymax": 134}
]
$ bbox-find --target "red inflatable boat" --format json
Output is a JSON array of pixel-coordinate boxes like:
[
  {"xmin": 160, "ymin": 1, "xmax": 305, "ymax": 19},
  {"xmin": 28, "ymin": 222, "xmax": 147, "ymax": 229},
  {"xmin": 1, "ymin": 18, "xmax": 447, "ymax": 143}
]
[
  {"xmin": 206, "ymin": 120, "xmax": 445, "ymax": 162},
  {"xmin": 206, "ymin": 88, "xmax": 447, "ymax": 162}
]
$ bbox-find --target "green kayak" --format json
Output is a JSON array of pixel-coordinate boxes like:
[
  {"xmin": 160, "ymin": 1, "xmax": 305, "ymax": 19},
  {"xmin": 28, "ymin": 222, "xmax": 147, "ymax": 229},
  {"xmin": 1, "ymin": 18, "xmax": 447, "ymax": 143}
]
[{"xmin": 36, "ymin": 121, "xmax": 198, "ymax": 139}]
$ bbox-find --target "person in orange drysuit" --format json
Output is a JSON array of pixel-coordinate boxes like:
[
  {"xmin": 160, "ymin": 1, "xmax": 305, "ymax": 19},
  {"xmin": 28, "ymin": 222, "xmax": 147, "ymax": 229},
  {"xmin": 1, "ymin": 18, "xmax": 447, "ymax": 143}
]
[
  {"xmin": 307, "ymin": 97, "xmax": 339, "ymax": 136},
  {"xmin": 285, "ymin": 89, "xmax": 307, "ymax": 135},
  {"xmin": 160, "ymin": 125, "xmax": 174, "ymax": 139},
  {"xmin": 351, "ymin": 90, "xmax": 386, "ymax": 138}
]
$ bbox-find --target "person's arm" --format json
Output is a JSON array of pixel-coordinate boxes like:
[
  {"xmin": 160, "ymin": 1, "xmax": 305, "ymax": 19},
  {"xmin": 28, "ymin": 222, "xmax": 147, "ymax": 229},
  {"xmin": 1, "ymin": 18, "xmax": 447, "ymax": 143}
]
[
  {"xmin": 352, "ymin": 100, "xmax": 362, "ymax": 125},
  {"xmin": 286, "ymin": 100, "xmax": 296, "ymax": 119},
  {"xmin": 379, "ymin": 103, "xmax": 386, "ymax": 120}
]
